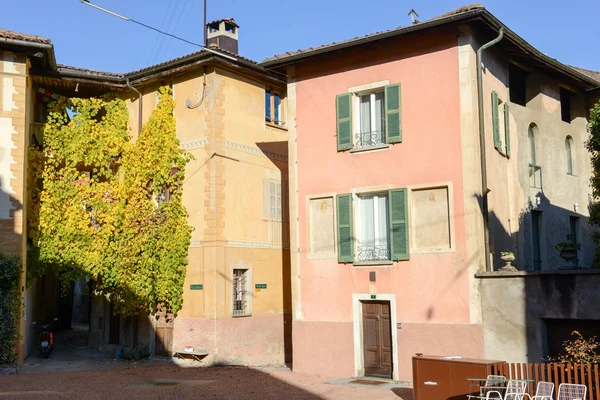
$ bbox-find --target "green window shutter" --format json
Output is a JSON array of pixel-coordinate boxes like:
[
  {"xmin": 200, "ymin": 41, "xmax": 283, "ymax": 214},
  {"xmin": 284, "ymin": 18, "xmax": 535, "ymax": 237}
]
[
  {"xmin": 336, "ymin": 93, "xmax": 353, "ymax": 151},
  {"xmin": 491, "ymin": 91, "xmax": 501, "ymax": 151},
  {"xmin": 385, "ymin": 84, "xmax": 402, "ymax": 144},
  {"xmin": 504, "ymin": 102, "xmax": 510, "ymax": 158},
  {"xmin": 336, "ymin": 194, "xmax": 354, "ymax": 262},
  {"xmin": 389, "ymin": 188, "xmax": 409, "ymax": 261}
]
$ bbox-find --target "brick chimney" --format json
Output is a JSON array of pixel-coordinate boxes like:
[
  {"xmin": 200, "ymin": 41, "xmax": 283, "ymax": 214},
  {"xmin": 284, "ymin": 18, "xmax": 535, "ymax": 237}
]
[{"xmin": 206, "ymin": 18, "xmax": 239, "ymax": 54}]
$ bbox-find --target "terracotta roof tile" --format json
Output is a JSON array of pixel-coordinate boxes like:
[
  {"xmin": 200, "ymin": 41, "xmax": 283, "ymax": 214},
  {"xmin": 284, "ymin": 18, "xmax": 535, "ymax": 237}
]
[
  {"xmin": 262, "ymin": 4, "xmax": 485, "ymax": 63},
  {"xmin": 207, "ymin": 18, "xmax": 239, "ymax": 28},
  {"xmin": 126, "ymin": 46, "xmax": 257, "ymax": 77},
  {"xmin": 568, "ymin": 66, "xmax": 600, "ymax": 84},
  {"xmin": 0, "ymin": 28, "xmax": 51, "ymax": 45},
  {"xmin": 57, "ymin": 64, "xmax": 122, "ymax": 77}
]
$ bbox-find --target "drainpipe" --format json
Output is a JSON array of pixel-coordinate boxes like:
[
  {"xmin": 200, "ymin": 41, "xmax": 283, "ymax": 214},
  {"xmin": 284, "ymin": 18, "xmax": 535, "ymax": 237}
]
[
  {"xmin": 125, "ymin": 78, "xmax": 143, "ymax": 136},
  {"xmin": 476, "ymin": 28, "xmax": 504, "ymax": 272}
]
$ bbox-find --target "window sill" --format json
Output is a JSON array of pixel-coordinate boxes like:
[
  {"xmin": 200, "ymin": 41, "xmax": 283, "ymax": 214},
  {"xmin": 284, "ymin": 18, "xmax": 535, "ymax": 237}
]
[
  {"xmin": 567, "ymin": 173, "xmax": 577, "ymax": 177},
  {"xmin": 353, "ymin": 260, "xmax": 394, "ymax": 267},
  {"xmin": 232, "ymin": 313, "xmax": 252, "ymax": 318},
  {"xmin": 349, "ymin": 144, "xmax": 390, "ymax": 154},
  {"xmin": 266, "ymin": 122, "xmax": 288, "ymax": 131}
]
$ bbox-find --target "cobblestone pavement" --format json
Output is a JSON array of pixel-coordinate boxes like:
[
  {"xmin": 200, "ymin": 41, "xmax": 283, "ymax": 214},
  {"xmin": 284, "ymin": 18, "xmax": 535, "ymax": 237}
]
[{"xmin": 0, "ymin": 363, "xmax": 413, "ymax": 400}]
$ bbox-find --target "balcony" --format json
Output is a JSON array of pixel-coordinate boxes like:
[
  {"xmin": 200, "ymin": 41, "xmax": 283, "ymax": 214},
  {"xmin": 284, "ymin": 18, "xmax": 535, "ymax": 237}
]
[
  {"xmin": 355, "ymin": 129, "xmax": 385, "ymax": 149},
  {"xmin": 357, "ymin": 245, "xmax": 390, "ymax": 262}
]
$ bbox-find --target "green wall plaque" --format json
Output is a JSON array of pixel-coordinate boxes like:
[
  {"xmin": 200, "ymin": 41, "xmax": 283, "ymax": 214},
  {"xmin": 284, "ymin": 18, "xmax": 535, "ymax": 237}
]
[
  {"xmin": 255, "ymin": 284, "xmax": 267, "ymax": 289},
  {"xmin": 190, "ymin": 284, "xmax": 203, "ymax": 290},
  {"xmin": 370, "ymin": 294, "xmax": 376, "ymax": 299}
]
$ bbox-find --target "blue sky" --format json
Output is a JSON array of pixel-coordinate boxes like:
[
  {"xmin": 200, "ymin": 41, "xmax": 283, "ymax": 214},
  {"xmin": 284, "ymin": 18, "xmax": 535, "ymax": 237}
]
[{"xmin": 1, "ymin": 0, "xmax": 598, "ymax": 73}]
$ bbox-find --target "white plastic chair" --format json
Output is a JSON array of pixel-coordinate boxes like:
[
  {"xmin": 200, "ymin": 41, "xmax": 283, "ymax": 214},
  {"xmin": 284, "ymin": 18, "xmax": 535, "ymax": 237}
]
[
  {"xmin": 522, "ymin": 381, "xmax": 554, "ymax": 400},
  {"xmin": 485, "ymin": 379, "xmax": 528, "ymax": 400},
  {"xmin": 557, "ymin": 383, "xmax": 587, "ymax": 400},
  {"xmin": 468, "ymin": 375, "xmax": 507, "ymax": 399}
]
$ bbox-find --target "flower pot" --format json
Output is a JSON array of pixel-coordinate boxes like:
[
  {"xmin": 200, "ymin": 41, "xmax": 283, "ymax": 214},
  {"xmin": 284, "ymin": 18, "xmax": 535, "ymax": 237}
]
[
  {"xmin": 559, "ymin": 248, "xmax": 578, "ymax": 262},
  {"xmin": 499, "ymin": 253, "xmax": 517, "ymax": 271}
]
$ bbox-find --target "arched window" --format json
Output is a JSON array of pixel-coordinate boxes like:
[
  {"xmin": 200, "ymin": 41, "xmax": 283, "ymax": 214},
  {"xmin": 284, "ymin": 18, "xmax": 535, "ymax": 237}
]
[
  {"xmin": 565, "ymin": 136, "xmax": 574, "ymax": 175},
  {"xmin": 528, "ymin": 124, "xmax": 537, "ymax": 165}
]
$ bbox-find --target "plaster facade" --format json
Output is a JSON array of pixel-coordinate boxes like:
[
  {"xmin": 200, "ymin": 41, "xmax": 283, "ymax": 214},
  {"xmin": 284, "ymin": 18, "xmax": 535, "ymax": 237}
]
[
  {"xmin": 88, "ymin": 64, "xmax": 291, "ymax": 366},
  {"xmin": 286, "ymin": 29, "xmax": 484, "ymax": 381},
  {"xmin": 0, "ymin": 50, "xmax": 31, "ymax": 363}
]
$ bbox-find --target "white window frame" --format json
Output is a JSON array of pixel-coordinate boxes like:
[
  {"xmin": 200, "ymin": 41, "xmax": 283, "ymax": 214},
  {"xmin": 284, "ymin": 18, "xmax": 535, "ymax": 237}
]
[
  {"xmin": 354, "ymin": 192, "xmax": 391, "ymax": 262},
  {"xmin": 230, "ymin": 263, "xmax": 252, "ymax": 317},
  {"xmin": 348, "ymin": 81, "xmax": 390, "ymax": 151},
  {"xmin": 351, "ymin": 184, "xmax": 393, "ymax": 265}
]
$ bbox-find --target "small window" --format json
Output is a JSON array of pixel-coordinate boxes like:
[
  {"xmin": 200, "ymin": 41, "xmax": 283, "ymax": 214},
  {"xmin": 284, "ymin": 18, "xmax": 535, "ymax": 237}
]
[
  {"xmin": 565, "ymin": 136, "xmax": 574, "ymax": 175},
  {"xmin": 491, "ymin": 91, "xmax": 509, "ymax": 156},
  {"xmin": 263, "ymin": 179, "xmax": 282, "ymax": 220},
  {"xmin": 232, "ymin": 268, "xmax": 251, "ymax": 317},
  {"xmin": 356, "ymin": 194, "xmax": 390, "ymax": 261},
  {"xmin": 509, "ymin": 64, "xmax": 528, "ymax": 107},
  {"xmin": 357, "ymin": 91, "xmax": 385, "ymax": 148},
  {"xmin": 265, "ymin": 89, "xmax": 284, "ymax": 126},
  {"xmin": 528, "ymin": 124, "xmax": 542, "ymax": 188},
  {"xmin": 560, "ymin": 87, "xmax": 572, "ymax": 123},
  {"xmin": 336, "ymin": 84, "xmax": 402, "ymax": 152}
]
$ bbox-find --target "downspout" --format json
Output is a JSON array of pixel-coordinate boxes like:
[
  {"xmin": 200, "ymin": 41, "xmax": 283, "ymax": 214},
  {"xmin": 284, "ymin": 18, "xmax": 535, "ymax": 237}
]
[
  {"xmin": 476, "ymin": 27, "xmax": 504, "ymax": 272},
  {"xmin": 125, "ymin": 78, "xmax": 142, "ymax": 136}
]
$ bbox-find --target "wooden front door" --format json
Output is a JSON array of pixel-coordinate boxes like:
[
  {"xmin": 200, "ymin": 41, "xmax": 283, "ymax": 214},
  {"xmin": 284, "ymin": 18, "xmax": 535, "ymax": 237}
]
[
  {"xmin": 362, "ymin": 301, "xmax": 392, "ymax": 378},
  {"xmin": 154, "ymin": 308, "xmax": 174, "ymax": 356}
]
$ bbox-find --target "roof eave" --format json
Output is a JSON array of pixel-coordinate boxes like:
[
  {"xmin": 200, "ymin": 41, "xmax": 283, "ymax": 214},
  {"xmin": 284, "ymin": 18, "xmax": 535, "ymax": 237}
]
[
  {"xmin": 259, "ymin": 9, "xmax": 485, "ymax": 68},
  {"xmin": 260, "ymin": 8, "xmax": 599, "ymax": 89},
  {"xmin": 0, "ymin": 36, "xmax": 57, "ymax": 70},
  {"xmin": 477, "ymin": 11, "xmax": 600, "ymax": 89}
]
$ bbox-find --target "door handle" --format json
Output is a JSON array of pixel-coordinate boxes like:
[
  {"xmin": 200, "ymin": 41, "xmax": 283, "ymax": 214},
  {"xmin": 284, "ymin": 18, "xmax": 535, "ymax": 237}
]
[
  {"xmin": 376, "ymin": 314, "xmax": 381, "ymax": 321},
  {"xmin": 424, "ymin": 381, "xmax": 438, "ymax": 386}
]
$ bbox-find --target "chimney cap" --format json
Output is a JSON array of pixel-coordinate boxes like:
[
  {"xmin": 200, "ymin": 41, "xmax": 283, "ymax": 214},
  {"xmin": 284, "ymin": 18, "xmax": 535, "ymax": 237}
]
[{"xmin": 207, "ymin": 18, "xmax": 239, "ymax": 28}]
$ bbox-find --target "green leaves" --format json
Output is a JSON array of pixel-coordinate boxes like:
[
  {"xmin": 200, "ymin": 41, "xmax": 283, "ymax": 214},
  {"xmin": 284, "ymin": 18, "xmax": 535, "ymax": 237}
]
[
  {"xmin": 28, "ymin": 86, "xmax": 192, "ymax": 317},
  {"xmin": 0, "ymin": 253, "xmax": 21, "ymax": 364},
  {"xmin": 586, "ymin": 101, "xmax": 600, "ymax": 268}
]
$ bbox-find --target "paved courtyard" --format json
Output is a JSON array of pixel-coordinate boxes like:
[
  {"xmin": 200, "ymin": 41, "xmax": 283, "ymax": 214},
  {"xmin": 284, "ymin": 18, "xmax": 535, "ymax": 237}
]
[{"xmin": 1, "ymin": 361, "xmax": 413, "ymax": 400}]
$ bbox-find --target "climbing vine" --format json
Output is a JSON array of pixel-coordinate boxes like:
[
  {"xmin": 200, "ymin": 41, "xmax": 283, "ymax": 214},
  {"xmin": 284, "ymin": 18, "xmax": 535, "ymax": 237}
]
[
  {"xmin": 28, "ymin": 86, "xmax": 192, "ymax": 316},
  {"xmin": 0, "ymin": 253, "xmax": 21, "ymax": 364},
  {"xmin": 586, "ymin": 101, "xmax": 600, "ymax": 267}
]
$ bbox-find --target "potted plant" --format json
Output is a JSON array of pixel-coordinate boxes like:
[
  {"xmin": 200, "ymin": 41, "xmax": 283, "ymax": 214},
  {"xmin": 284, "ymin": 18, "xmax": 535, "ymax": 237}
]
[
  {"xmin": 500, "ymin": 251, "xmax": 517, "ymax": 271},
  {"xmin": 555, "ymin": 240, "xmax": 581, "ymax": 264}
]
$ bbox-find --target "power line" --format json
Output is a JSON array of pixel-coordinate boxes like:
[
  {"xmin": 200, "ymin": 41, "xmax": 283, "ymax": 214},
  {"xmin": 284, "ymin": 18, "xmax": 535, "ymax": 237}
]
[
  {"xmin": 79, "ymin": 1, "xmax": 237, "ymax": 62},
  {"xmin": 147, "ymin": 0, "xmax": 175, "ymax": 65},
  {"xmin": 153, "ymin": 0, "xmax": 183, "ymax": 64}
]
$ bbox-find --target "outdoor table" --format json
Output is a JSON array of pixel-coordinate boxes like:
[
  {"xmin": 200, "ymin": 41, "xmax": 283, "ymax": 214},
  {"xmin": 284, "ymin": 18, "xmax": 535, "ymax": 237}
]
[{"xmin": 466, "ymin": 378, "xmax": 534, "ymax": 400}]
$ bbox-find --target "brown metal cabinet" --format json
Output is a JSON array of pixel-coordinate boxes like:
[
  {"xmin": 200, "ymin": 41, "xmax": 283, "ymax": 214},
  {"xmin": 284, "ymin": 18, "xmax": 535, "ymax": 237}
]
[{"xmin": 412, "ymin": 355, "xmax": 506, "ymax": 400}]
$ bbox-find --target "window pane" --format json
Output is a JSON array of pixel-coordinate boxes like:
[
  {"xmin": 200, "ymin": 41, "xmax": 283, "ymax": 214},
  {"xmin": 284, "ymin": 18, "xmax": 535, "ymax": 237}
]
[
  {"xmin": 359, "ymin": 95, "xmax": 371, "ymax": 134},
  {"xmin": 265, "ymin": 91, "xmax": 271, "ymax": 121},
  {"xmin": 373, "ymin": 92, "xmax": 384, "ymax": 134},
  {"xmin": 358, "ymin": 194, "xmax": 390, "ymax": 261},
  {"xmin": 528, "ymin": 126, "xmax": 536, "ymax": 164},
  {"xmin": 360, "ymin": 196, "xmax": 375, "ymax": 247},
  {"xmin": 375, "ymin": 195, "xmax": 389, "ymax": 250},
  {"xmin": 274, "ymin": 94, "xmax": 281, "ymax": 124},
  {"xmin": 565, "ymin": 138, "xmax": 573, "ymax": 174}
]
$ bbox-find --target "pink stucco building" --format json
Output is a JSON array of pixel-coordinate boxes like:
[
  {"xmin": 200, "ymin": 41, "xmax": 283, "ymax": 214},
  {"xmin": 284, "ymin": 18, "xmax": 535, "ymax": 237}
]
[{"xmin": 262, "ymin": 5, "xmax": 599, "ymax": 381}]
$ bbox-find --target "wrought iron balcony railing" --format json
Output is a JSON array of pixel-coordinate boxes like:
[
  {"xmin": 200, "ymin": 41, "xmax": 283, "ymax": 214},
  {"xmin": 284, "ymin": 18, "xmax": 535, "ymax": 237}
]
[
  {"xmin": 357, "ymin": 245, "xmax": 390, "ymax": 262},
  {"xmin": 356, "ymin": 129, "xmax": 385, "ymax": 148}
]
